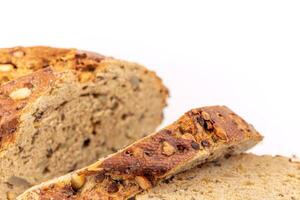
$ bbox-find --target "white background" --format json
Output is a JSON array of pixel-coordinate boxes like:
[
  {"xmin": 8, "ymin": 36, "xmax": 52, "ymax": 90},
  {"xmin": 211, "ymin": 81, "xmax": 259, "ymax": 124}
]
[{"xmin": 1, "ymin": 0, "xmax": 299, "ymax": 156}]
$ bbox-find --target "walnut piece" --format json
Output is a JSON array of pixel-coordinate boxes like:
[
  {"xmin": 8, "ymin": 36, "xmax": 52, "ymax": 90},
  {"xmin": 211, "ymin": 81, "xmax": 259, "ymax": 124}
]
[
  {"xmin": 162, "ymin": 141, "xmax": 176, "ymax": 156},
  {"xmin": 135, "ymin": 176, "xmax": 152, "ymax": 189},
  {"xmin": 9, "ymin": 88, "xmax": 32, "ymax": 100},
  {"xmin": 71, "ymin": 173, "xmax": 86, "ymax": 190},
  {"xmin": 0, "ymin": 64, "xmax": 14, "ymax": 72}
]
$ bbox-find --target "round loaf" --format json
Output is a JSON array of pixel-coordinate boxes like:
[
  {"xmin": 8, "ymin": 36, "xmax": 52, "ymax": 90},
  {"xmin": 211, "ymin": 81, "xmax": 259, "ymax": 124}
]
[{"xmin": 0, "ymin": 46, "xmax": 168, "ymax": 198}]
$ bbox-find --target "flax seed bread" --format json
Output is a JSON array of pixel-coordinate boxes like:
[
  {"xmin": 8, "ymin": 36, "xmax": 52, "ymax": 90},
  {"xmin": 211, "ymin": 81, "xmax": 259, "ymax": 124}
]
[
  {"xmin": 18, "ymin": 106, "xmax": 263, "ymax": 200},
  {"xmin": 0, "ymin": 47, "xmax": 168, "ymax": 199},
  {"xmin": 137, "ymin": 154, "xmax": 300, "ymax": 200}
]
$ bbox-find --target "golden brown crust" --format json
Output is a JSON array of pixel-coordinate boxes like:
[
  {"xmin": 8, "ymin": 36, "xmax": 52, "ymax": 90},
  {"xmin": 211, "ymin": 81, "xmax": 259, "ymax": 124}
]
[
  {"xmin": 0, "ymin": 68, "xmax": 56, "ymax": 151},
  {"xmin": 100, "ymin": 106, "xmax": 258, "ymax": 178},
  {"xmin": 38, "ymin": 185, "xmax": 76, "ymax": 200},
  {"xmin": 24, "ymin": 106, "xmax": 262, "ymax": 200},
  {"xmin": 193, "ymin": 106, "xmax": 252, "ymax": 142},
  {"xmin": 101, "ymin": 129, "xmax": 198, "ymax": 177},
  {"xmin": 0, "ymin": 46, "xmax": 105, "ymax": 85}
]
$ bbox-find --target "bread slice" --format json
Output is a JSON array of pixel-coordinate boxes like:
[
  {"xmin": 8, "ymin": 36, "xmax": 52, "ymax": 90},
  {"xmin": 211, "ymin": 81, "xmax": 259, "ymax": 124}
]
[
  {"xmin": 137, "ymin": 154, "xmax": 300, "ymax": 200},
  {"xmin": 0, "ymin": 47, "xmax": 168, "ymax": 198},
  {"xmin": 17, "ymin": 106, "xmax": 263, "ymax": 200}
]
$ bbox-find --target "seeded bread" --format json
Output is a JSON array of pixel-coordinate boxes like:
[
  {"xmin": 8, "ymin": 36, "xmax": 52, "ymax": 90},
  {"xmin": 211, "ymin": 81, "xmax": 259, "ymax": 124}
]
[
  {"xmin": 137, "ymin": 154, "xmax": 300, "ymax": 200},
  {"xmin": 0, "ymin": 47, "xmax": 168, "ymax": 198},
  {"xmin": 18, "ymin": 106, "xmax": 263, "ymax": 200}
]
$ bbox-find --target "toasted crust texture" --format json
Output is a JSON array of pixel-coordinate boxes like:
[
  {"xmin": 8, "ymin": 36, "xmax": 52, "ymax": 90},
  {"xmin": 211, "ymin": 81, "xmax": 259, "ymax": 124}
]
[
  {"xmin": 0, "ymin": 46, "xmax": 104, "ymax": 84},
  {"xmin": 18, "ymin": 106, "xmax": 263, "ymax": 200}
]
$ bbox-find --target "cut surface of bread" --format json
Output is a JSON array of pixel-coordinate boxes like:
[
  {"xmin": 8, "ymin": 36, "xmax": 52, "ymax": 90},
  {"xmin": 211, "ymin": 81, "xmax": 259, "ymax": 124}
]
[
  {"xmin": 0, "ymin": 47, "xmax": 168, "ymax": 199},
  {"xmin": 137, "ymin": 154, "xmax": 300, "ymax": 200},
  {"xmin": 18, "ymin": 106, "xmax": 263, "ymax": 200}
]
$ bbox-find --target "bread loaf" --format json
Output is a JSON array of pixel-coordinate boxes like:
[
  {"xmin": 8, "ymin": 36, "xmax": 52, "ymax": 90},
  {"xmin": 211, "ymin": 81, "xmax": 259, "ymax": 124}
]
[
  {"xmin": 0, "ymin": 46, "xmax": 168, "ymax": 198},
  {"xmin": 137, "ymin": 154, "xmax": 300, "ymax": 200},
  {"xmin": 18, "ymin": 106, "xmax": 263, "ymax": 200}
]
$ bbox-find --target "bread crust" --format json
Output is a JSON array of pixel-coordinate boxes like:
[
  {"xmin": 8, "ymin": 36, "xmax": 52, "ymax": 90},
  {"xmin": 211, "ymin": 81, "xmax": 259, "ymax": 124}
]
[
  {"xmin": 18, "ymin": 106, "xmax": 262, "ymax": 200},
  {"xmin": 100, "ymin": 106, "xmax": 258, "ymax": 177},
  {"xmin": 0, "ymin": 46, "xmax": 104, "ymax": 83}
]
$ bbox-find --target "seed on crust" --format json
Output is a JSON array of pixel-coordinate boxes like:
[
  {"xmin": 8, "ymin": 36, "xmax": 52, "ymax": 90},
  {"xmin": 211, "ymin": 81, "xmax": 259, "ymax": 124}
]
[
  {"xmin": 181, "ymin": 133, "xmax": 196, "ymax": 141},
  {"xmin": 135, "ymin": 176, "xmax": 152, "ymax": 190},
  {"xmin": 0, "ymin": 64, "xmax": 14, "ymax": 72},
  {"xmin": 12, "ymin": 50, "xmax": 25, "ymax": 58},
  {"xmin": 197, "ymin": 116, "xmax": 205, "ymax": 127},
  {"xmin": 71, "ymin": 173, "xmax": 86, "ymax": 190},
  {"xmin": 191, "ymin": 141, "xmax": 200, "ymax": 150},
  {"xmin": 9, "ymin": 88, "xmax": 32, "ymax": 100},
  {"xmin": 95, "ymin": 172, "xmax": 105, "ymax": 183},
  {"xmin": 162, "ymin": 141, "xmax": 176, "ymax": 156},
  {"xmin": 205, "ymin": 121, "xmax": 213, "ymax": 130},
  {"xmin": 133, "ymin": 148, "xmax": 144, "ymax": 157},
  {"xmin": 214, "ymin": 126, "xmax": 228, "ymax": 140},
  {"xmin": 107, "ymin": 181, "xmax": 119, "ymax": 193},
  {"xmin": 201, "ymin": 111, "xmax": 211, "ymax": 120}
]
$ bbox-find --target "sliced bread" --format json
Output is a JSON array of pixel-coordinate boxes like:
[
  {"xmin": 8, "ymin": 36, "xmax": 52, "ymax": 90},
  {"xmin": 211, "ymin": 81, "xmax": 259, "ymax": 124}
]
[
  {"xmin": 137, "ymin": 154, "xmax": 300, "ymax": 200},
  {"xmin": 0, "ymin": 47, "xmax": 168, "ymax": 198},
  {"xmin": 17, "ymin": 106, "xmax": 263, "ymax": 200}
]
